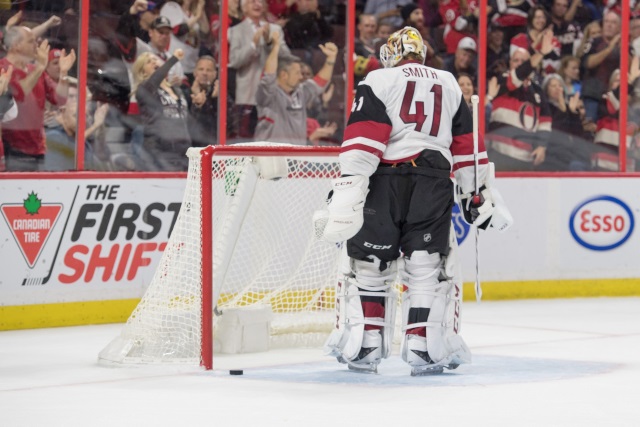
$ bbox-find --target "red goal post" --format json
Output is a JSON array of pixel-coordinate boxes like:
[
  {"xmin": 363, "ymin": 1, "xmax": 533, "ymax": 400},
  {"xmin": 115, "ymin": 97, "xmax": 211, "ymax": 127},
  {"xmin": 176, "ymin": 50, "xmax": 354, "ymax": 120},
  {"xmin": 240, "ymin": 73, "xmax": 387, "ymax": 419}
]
[{"xmin": 99, "ymin": 144, "xmax": 342, "ymax": 370}]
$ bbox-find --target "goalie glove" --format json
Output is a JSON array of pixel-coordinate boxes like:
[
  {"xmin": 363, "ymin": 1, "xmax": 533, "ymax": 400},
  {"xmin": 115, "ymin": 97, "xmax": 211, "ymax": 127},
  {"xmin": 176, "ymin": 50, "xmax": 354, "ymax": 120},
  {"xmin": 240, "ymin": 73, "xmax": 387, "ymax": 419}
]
[
  {"xmin": 313, "ymin": 175, "xmax": 369, "ymax": 242},
  {"xmin": 457, "ymin": 185, "xmax": 514, "ymax": 232}
]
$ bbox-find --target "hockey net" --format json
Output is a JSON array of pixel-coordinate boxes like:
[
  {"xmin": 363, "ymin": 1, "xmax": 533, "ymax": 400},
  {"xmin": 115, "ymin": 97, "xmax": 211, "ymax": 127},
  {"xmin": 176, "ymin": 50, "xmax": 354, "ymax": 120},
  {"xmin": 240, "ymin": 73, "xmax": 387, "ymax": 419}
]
[{"xmin": 99, "ymin": 144, "xmax": 343, "ymax": 368}]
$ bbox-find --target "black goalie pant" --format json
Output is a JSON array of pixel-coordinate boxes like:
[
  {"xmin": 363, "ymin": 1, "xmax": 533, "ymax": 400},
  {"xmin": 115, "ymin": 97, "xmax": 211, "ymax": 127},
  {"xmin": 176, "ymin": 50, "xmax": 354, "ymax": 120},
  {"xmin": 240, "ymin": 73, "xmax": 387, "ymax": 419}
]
[
  {"xmin": 346, "ymin": 151, "xmax": 453, "ymax": 340},
  {"xmin": 347, "ymin": 150, "xmax": 454, "ymax": 265}
]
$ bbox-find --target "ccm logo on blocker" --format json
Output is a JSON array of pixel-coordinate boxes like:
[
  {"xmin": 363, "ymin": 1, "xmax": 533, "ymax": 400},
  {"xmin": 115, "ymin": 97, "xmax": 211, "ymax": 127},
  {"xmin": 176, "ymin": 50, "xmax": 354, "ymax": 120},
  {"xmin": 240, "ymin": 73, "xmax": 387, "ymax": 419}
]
[{"xmin": 569, "ymin": 195, "xmax": 635, "ymax": 251}]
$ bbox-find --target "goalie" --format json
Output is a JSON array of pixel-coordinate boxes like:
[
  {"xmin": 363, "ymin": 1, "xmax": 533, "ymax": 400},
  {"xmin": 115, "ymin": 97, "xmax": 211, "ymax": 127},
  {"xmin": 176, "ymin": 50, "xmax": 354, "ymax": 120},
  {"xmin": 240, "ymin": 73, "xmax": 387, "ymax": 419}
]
[{"xmin": 314, "ymin": 27, "xmax": 513, "ymax": 375}]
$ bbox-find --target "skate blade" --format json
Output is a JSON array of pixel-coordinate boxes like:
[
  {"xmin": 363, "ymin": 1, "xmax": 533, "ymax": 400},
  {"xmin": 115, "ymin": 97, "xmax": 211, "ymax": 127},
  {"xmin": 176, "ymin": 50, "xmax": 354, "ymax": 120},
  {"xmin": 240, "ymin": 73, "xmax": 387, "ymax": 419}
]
[
  {"xmin": 347, "ymin": 362, "xmax": 378, "ymax": 374},
  {"xmin": 410, "ymin": 365, "xmax": 444, "ymax": 376}
]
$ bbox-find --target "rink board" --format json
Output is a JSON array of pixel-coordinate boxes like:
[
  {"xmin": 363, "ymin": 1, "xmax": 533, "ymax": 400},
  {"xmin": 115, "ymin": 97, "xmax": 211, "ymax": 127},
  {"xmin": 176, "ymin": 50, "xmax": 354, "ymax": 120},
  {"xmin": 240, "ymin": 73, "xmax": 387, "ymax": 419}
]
[{"xmin": 1, "ymin": 175, "xmax": 639, "ymax": 329}]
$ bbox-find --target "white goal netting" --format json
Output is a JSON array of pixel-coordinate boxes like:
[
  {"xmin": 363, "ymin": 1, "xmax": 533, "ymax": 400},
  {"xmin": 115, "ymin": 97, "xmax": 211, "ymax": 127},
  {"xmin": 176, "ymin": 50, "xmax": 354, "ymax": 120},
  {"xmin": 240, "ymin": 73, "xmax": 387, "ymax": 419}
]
[{"xmin": 99, "ymin": 144, "xmax": 342, "ymax": 365}]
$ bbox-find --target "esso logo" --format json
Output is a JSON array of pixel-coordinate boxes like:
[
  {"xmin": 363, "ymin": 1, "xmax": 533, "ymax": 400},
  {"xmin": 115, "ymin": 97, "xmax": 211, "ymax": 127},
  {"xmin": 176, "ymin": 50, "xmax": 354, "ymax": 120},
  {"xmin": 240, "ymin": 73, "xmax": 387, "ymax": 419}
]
[
  {"xmin": 569, "ymin": 196, "xmax": 635, "ymax": 251},
  {"xmin": 452, "ymin": 203, "xmax": 470, "ymax": 245}
]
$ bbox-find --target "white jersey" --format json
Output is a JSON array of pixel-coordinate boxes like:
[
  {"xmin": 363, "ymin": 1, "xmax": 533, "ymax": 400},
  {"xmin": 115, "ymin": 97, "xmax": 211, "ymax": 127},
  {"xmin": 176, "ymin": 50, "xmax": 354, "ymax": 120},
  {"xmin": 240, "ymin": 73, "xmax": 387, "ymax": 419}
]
[{"xmin": 339, "ymin": 61, "xmax": 489, "ymax": 194}]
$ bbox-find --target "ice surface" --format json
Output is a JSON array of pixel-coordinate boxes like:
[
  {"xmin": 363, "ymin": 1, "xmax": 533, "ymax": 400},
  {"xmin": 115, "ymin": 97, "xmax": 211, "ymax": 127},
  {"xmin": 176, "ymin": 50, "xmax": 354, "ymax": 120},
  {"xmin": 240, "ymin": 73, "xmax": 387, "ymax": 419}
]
[{"xmin": 1, "ymin": 298, "xmax": 639, "ymax": 426}]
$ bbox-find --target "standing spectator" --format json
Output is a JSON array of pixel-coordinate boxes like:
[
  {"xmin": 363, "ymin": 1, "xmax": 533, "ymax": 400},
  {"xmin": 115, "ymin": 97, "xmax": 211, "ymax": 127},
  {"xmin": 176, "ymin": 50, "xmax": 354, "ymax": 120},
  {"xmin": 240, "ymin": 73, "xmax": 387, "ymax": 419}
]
[
  {"xmin": 283, "ymin": 0, "xmax": 334, "ymax": 50},
  {"xmin": 133, "ymin": 49, "xmax": 191, "ymax": 171},
  {"xmin": 581, "ymin": 10, "xmax": 621, "ymax": 123},
  {"xmin": 185, "ymin": 55, "xmax": 231, "ymax": 147},
  {"xmin": 254, "ymin": 31, "xmax": 338, "ymax": 144},
  {"xmin": 142, "ymin": 16, "xmax": 187, "ymax": 86},
  {"xmin": 354, "ymin": 14, "xmax": 378, "ymax": 58},
  {"xmin": 364, "ymin": 0, "xmax": 412, "ymax": 28},
  {"xmin": 0, "ymin": 65, "xmax": 17, "ymax": 172},
  {"xmin": 160, "ymin": 0, "xmax": 209, "ymax": 76},
  {"xmin": 400, "ymin": 3, "xmax": 444, "ymax": 68},
  {"xmin": 443, "ymin": 37, "xmax": 477, "ymax": 82},
  {"xmin": 486, "ymin": 32, "xmax": 555, "ymax": 171},
  {"xmin": 228, "ymin": 0, "xmax": 296, "ymax": 140},
  {"xmin": 540, "ymin": 73, "xmax": 591, "ymax": 171},
  {"xmin": 549, "ymin": 0, "xmax": 583, "ymax": 57},
  {"xmin": 1, "ymin": 27, "xmax": 75, "ymax": 171}
]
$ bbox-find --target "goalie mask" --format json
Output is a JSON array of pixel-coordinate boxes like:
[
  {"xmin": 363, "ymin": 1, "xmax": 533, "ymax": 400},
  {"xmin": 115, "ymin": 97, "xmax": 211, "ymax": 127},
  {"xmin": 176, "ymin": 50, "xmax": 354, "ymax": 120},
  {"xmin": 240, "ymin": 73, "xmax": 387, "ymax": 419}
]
[{"xmin": 379, "ymin": 26, "xmax": 427, "ymax": 68}]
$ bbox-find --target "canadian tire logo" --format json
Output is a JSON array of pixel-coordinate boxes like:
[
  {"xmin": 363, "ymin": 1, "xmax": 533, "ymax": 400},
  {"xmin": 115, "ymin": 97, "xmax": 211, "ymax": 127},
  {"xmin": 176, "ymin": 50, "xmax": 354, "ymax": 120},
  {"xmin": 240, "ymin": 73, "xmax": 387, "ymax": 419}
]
[{"xmin": 1, "ymin": 192, "xmax": 63, "ymax": 268}]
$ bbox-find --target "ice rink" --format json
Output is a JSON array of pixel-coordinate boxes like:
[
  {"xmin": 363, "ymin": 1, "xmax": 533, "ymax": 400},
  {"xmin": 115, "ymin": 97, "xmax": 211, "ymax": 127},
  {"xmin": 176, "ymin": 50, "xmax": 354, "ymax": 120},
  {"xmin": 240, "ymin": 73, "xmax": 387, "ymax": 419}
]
[{"xmin": 2, "ymin": 297, "xmax": 639, "ymax": 427}]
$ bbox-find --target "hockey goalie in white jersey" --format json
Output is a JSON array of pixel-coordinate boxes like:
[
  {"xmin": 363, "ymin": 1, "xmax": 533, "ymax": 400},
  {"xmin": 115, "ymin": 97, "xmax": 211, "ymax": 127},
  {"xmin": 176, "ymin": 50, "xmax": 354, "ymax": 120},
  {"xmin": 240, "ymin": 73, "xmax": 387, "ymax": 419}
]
[{"xmin": 314, "ymin": 27, "xmax": 513, "ymax": 375}]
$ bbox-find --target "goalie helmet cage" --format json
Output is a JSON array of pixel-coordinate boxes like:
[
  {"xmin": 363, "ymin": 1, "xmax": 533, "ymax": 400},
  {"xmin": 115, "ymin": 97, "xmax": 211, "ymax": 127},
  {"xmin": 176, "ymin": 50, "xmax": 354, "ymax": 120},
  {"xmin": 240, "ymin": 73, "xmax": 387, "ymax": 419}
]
[{"xmin": 98, "ymin": 144, "xmax": 343, "ymax": 370}]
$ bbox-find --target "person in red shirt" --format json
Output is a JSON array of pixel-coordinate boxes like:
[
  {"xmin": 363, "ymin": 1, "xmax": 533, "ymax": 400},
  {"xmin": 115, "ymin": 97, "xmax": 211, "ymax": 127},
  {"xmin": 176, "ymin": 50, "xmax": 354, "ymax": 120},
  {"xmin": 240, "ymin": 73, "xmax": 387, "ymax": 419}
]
[{"xmin": 0, "ymin": 26, "xmax": 75, "ymax": 171}]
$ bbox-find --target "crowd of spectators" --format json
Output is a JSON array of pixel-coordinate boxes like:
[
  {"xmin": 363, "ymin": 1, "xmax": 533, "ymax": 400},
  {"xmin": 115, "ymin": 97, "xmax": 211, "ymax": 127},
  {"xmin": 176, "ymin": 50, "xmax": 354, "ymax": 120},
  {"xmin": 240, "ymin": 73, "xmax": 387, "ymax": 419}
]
[
  {"xmin": 352, "ymin": 0, "xmax": 640, "ymax": 172},
  {"xmin": 0, "ymin": 0, "xmax": 639, "ymax": 173}
]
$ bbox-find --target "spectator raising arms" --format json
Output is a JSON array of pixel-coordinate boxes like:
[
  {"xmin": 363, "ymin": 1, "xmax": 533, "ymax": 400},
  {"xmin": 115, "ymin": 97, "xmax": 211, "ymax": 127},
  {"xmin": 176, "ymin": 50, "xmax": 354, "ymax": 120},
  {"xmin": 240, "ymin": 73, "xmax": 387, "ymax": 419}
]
[
  {"xmin": 133, "ymin": 49, "xmax": 191, "ymax": 171},
  {"xmin": 0, "ymin": 28, "xmax": 75, "ymax": 171},
  {"xmin": 581, "ymin": 10, "xmax": 621, "ymax": 123},
  {"xmin": 0, "ymin": 65, "xmax": 17, "ymax": 172},
  {"xmin": 160, "ymin": 0, "xmax": 210, "ymax": 76},
  {"xmin": 228, "ymin": 0, "xmax": 296, "ymax": 140},
  {"xmin": 254, "ymin": 31, "xmax": 338, "ymax": 145}
]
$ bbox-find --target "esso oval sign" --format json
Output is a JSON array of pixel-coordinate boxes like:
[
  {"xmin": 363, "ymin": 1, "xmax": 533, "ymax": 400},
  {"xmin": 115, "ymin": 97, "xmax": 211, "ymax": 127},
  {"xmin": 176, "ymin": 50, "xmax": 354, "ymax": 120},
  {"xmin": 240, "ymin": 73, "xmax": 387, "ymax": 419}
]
[{"xmin": 569, "ymin": 196, "xmax": 634, "ymax": 251}]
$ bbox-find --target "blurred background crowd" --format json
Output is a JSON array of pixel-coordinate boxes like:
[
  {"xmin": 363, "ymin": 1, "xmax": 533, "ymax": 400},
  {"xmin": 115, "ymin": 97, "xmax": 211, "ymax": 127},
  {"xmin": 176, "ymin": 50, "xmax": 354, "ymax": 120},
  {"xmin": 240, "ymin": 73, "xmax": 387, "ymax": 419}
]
[{"xmin": 0, "ymin": 0, "xmax": 638, "ymax": 172}]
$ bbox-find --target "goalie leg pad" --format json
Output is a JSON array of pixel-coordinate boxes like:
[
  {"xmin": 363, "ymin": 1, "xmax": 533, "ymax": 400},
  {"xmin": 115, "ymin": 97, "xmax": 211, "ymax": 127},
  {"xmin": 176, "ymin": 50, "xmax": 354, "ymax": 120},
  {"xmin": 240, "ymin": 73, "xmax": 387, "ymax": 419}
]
[
  {"xmin": 324, "ymin": 256, "xmax": 398, "ymax": 368},
  {"xmin": 400, "ymin": 250, "xmax": 471, "ymax": 370}
]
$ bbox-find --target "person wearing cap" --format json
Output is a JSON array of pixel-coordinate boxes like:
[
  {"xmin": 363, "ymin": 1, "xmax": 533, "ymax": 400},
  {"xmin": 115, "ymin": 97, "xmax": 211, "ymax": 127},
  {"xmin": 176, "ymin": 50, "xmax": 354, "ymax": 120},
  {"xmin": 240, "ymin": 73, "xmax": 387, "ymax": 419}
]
[
  {"xmin": 159, "ymin": 0, "xmax": 209, "ymax": 76},
  {"xmin": 141, "ymin": 16, "xmax": 186, "ymax": 86},
  {"xmin": 443, "ymin": 36, "xmax": 476, "ymax": 82}
]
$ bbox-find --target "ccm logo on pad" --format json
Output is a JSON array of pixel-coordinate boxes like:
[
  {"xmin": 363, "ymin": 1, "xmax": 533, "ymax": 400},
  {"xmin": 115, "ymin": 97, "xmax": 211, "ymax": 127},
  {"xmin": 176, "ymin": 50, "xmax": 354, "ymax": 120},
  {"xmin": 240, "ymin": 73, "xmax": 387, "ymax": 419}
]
[
  {"xmin": 364, "ymin": 242, "xmax": 392, "ymax": 250},
  {"xmin": 569, "ymin": 195, "xmax": 634, "ymax": 251}
]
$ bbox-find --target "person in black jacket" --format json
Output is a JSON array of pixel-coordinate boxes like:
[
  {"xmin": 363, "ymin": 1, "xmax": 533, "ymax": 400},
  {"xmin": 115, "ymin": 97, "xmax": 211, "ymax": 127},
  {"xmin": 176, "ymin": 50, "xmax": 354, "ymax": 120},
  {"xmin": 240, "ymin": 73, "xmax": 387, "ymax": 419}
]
[
  {"xmin": 283, "ymin": 0, "xmax": 333, "ymax": 50},
  {"xmin": 539, "ymin": 73, "xmax": 591, "ymax": 171},
  {"xmin": 184, "ymin": 55, "xmax": 232, "ymax": 147}
]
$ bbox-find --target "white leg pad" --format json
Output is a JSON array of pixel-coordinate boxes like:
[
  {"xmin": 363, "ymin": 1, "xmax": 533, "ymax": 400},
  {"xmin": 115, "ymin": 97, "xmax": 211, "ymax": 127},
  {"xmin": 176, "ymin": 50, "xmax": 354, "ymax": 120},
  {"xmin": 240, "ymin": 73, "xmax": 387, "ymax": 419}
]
[
  {"xmin": 324, "ymin": 256, "xmax": 398, "ymax": 366},
  {"xmin": 400, "ymin": 248, "xmax": 471, "ymax": 369}
]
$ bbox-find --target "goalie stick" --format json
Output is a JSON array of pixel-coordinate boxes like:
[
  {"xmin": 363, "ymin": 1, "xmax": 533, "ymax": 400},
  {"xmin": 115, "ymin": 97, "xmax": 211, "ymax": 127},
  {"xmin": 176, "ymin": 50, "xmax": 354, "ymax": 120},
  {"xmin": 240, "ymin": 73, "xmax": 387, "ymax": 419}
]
[{"xmin": 470, "ymin": 94, "xmax": 482, "ymax": 302}]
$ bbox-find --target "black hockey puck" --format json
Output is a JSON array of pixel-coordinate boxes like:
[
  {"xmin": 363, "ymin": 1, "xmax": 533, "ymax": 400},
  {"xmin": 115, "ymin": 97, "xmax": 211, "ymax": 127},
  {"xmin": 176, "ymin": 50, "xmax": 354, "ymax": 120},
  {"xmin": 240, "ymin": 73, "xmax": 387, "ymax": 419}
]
[{"xmin": 229, "ymin": 370, "xmax": 244, "ymax": 375}]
